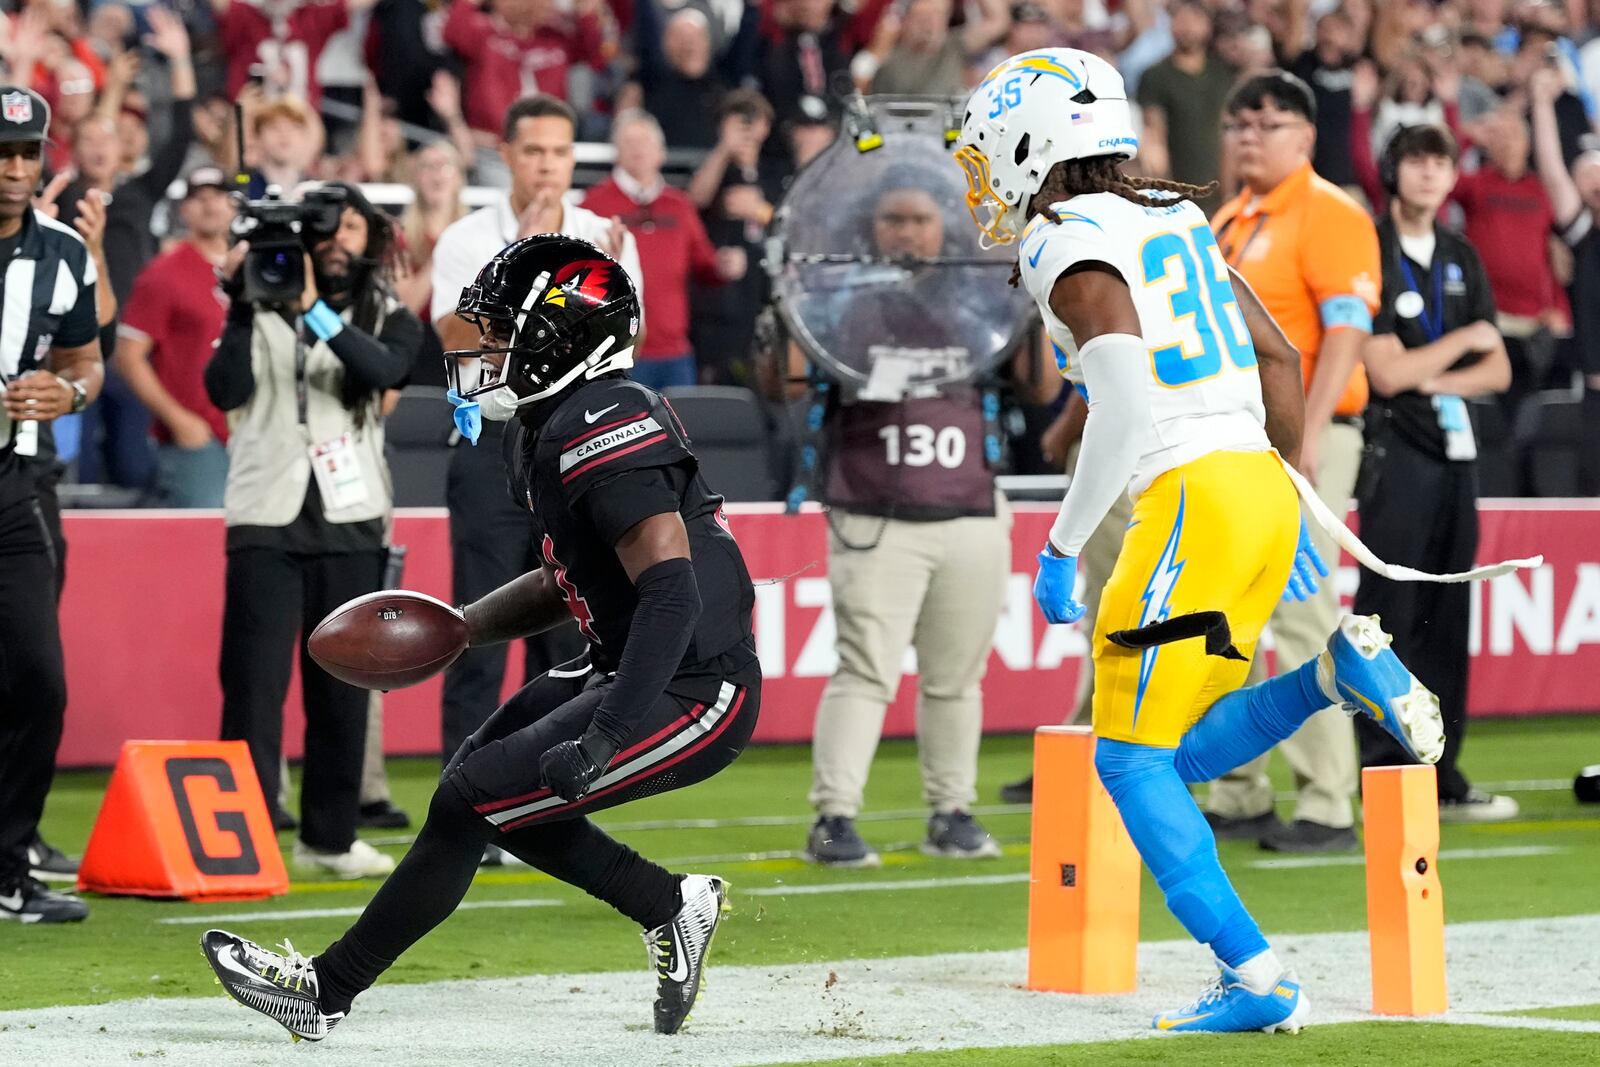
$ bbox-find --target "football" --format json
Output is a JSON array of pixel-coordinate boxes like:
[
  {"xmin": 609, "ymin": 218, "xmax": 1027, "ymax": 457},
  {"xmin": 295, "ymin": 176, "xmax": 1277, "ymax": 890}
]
[{"xmin": 308, "ymin": 590, "xmax": 470, "ymax": 691}]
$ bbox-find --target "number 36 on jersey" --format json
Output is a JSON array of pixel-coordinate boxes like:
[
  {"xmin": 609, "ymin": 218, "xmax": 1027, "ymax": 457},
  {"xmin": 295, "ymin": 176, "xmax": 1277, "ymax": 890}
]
[{"xmin": 1138, "ymin": 222, "xmax": 1257, "ymax": 388}]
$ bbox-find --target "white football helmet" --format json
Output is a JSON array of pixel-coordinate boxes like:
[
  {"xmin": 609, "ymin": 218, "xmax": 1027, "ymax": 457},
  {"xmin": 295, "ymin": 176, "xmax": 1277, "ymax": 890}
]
[{"xmin": 954, "ymin": 48, "xmax": 1139, "ymax": 245}]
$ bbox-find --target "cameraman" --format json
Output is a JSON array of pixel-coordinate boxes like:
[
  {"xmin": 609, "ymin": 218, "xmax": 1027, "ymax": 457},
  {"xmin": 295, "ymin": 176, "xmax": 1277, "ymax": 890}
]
[
  {"xmin": 207, "ymin": 183, "xmax": 421, "ymax": 880},
  {"xmin": 802, "ymin": 181, "xmax": 1012, "ymax": 866}
]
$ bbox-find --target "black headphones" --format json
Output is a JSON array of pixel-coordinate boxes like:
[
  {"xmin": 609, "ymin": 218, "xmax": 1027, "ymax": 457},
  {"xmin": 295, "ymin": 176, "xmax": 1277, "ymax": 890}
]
[{"xmin": 1378, "ymin": 126, "xmax": 1408, "ymax": 197}]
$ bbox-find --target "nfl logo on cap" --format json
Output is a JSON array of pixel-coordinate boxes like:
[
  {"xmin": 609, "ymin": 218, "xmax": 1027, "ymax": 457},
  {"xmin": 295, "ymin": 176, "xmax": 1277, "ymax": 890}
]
[{"xmin": 3, "ymin": 91, "xmax": 32, "ymax": 125}]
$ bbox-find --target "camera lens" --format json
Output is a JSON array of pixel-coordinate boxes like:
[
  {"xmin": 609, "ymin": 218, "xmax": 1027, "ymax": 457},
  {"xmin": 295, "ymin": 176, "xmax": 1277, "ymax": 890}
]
[{"xmin": 259, "ymin": 249, "xmax": 294, "ymax": 287}]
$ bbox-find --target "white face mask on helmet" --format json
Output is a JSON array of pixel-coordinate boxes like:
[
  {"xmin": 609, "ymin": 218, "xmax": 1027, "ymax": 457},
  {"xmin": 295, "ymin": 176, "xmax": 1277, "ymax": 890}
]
[{"xmin": 953, "ymin": 48, "xmax": 1140, "ymax": 246}]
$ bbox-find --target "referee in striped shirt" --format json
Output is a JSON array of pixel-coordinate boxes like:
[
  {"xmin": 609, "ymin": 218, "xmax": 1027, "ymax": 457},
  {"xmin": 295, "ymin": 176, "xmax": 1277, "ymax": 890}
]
[{"xmin": 0, "ymin": 86, "xmax": 104, "ymax": 925}]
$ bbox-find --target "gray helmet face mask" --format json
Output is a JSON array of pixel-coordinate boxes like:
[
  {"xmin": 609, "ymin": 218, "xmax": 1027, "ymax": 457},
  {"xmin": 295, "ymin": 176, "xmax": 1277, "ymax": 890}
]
[{"xmin": 767, "ymin": 97, "xmax": 1036, "ymax": 397}]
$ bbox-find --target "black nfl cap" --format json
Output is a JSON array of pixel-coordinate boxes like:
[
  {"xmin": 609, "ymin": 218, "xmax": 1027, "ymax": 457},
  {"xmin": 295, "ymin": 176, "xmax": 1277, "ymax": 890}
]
[{"xmin": 0, "ymin": 86, "xmax": 49, "ymax": 144}]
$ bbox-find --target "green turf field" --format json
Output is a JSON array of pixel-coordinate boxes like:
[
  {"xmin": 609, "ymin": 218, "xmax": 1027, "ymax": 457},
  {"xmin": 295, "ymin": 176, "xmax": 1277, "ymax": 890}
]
[
  {"xmin": 3, "ymin": 715, "xmax": 1597, "ymax": 1065},
  {"xmin": 767, "ymin": 1023, "xmax": 1600, "ymax": 1066}
]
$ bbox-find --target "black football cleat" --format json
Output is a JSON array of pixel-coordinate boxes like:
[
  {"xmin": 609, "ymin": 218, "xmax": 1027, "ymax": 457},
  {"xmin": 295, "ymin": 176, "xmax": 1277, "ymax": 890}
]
[
  {"xmin": 201, "ymin": 929, "xmax": 344, "ymax": 1042},
  {"xmin": 358, "ymin": 800, "xmax": 411, "ymax": 830},
  {"xmin": 0, "ymin": 875, "xmax": 88, "ymax": 924},
  {"xmin": 27, "ymin": 834, "xmax": 79, "ymax": 882},
  {"xmin": 643, "ymin": 875, "xmax": 728, "ymax": 1034}
]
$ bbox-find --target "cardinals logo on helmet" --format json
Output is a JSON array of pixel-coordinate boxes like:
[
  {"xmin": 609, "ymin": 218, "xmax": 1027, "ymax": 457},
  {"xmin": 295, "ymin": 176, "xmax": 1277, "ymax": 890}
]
[{"xmin": 543, "ymin": 260, "xmax": 614, "ymax": 308}]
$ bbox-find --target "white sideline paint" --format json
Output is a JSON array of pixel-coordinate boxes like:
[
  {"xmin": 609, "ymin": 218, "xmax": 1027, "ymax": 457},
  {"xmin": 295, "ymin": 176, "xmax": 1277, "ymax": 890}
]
[
  {"xmin": 5, "ymin": 915, "xmax": 1598, "ymax": 1066},
  {"xmin": 155, "ymin": 899, "xmax": 564, "ymax": 926}
]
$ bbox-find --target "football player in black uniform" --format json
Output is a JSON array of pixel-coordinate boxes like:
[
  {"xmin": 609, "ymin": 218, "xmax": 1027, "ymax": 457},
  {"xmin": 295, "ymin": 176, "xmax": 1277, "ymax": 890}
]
[{"xmin": 199, "ymin": 235, "xmax": 761, "ymax": 1042}]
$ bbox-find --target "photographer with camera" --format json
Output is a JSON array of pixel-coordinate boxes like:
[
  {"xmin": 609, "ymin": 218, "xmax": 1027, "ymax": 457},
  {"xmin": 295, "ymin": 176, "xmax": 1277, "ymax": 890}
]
[{"xmin": 207, "ymin": 182, "xmax": 422, "ymax": 880}]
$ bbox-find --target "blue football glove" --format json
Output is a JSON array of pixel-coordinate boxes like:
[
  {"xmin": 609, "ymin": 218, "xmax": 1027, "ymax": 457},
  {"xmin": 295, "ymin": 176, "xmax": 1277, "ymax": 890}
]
[
  {"xmin": 1282, "ymin": 516, "xmax": 1330, "ymax": 603},
  {"xmin": 1033, "ymin": 548, "xmax": 1087, "ymax": 625},
  {"xmin": 447, "ymin": 389, "xmax": 481, "ymax": 445},
  {"xmin": 539, "ymin": 731, "xmax": 619, "ymax": 802}
]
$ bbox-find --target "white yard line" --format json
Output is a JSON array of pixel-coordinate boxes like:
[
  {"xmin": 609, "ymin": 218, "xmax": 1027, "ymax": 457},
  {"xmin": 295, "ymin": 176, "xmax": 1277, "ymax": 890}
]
[
  {"xmin": 357, "ymin": 780, "xmax": 1578, "ymax": 847},
  {"xmin": 154, "ymin": 899, "xmax": 564, "ymax": 926},
  {"xmin": 747, "ymin": 873, "xmax": 1029, "ymax": 896},
  {"xmin": 1248, "ymin": 844, "xmax": 1566, "ymax": 870},
  {"xmin": 4, "ymin": 915, "xmax": 1598, "ymax": 1067},
  {"xmin": 157, "ymin": 847, "xmax": 1571, "ymax": 925}
]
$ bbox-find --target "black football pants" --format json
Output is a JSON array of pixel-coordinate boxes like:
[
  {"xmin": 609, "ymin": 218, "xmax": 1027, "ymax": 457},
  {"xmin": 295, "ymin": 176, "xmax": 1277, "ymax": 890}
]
[
  {"xmin": 0, "ymin": 498, "xmax": 66, "ymax": 883},
  {"xmin": 218, "ymin": 546, "xmax": 385, "ymax": 852},
  {"xmin": 1352, "ymin": 432, "xmax": 1478, "ymax": 802},
  {"xmin": 441, "ymin": 424, "xmax": 584, "ymax": 762},
  {"xmin": 314, "ymin": 651, "xmax": 761, "ymax": 1012}
]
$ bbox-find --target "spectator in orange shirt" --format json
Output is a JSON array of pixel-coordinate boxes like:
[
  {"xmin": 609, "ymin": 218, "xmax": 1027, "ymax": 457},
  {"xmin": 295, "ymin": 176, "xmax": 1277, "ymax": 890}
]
[{"xmin": 1207, "ymin": 71, "xmax": 1382, "ymax": 855}]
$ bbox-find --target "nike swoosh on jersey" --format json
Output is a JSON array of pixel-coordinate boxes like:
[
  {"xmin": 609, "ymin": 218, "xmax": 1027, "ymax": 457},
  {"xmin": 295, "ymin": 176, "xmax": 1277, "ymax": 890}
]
[
  {"xmin": 1026, "ymin": 241, "xmax": 1046, "ymax": 268},
  {"xmin": 584, "ymin": 403, "xmax": 620, "ymax": 424},
  {"xmin": 666, "ymin": 924, "xmax": 691, "ymax": 982}
]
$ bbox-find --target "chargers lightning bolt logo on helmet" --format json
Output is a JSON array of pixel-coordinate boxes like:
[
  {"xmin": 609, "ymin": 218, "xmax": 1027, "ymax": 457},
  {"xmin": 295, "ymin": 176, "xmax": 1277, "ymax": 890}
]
[{"xmin": 953, "ymin": 47, "xmax": 1139, "ymax": 246}]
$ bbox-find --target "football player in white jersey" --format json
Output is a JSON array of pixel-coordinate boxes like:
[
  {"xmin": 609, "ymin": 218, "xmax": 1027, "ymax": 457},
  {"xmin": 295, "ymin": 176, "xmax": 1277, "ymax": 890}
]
[{"xmin": 955, "ymin": 48, "xmax": 1448, "ymax": 1034}]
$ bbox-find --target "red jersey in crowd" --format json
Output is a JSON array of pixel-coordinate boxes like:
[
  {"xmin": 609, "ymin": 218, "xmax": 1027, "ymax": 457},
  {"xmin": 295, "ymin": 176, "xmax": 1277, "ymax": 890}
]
[
  {"xmin": 219, "ymin": 0, "xmax": 350, "ymax": 106},
  {"xmin": 582, "ymin": 174, "xmax": 723, "ymax": 360},
  {"xmin": 1454, "ymin": 165, "xmax": 1567, "ymax": 321},
  {"xmin": 118, "ymin": 243, "xmax": 231, "ymax": 444},
  {"xmin": 443, "ymin": 0, "xmax": 607, "ymax": 134}
]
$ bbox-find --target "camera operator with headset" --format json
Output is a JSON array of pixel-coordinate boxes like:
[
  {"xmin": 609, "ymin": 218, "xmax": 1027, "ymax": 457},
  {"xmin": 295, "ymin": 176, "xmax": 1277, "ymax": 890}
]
[{"xmin": 206, "ymin": 182, "xmax": 422, "ymax": 880}]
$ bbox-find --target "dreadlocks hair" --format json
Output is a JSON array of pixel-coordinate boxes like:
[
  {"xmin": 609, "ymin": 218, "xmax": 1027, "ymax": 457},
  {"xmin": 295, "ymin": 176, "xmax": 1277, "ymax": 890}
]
[{"xmin": 1007, "ymin": 157, "xmax": 1217, "ymax": 286}]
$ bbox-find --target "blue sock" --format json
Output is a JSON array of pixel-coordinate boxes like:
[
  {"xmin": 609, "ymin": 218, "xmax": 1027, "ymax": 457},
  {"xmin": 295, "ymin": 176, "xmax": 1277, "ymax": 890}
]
[
  {"xmin": 1094, "ymin": 739, "xmax": 1269, "ymax": 968},
  {"xmin": 1173, "ymin": 658, "xmax": 1329, "ymax": 785}
]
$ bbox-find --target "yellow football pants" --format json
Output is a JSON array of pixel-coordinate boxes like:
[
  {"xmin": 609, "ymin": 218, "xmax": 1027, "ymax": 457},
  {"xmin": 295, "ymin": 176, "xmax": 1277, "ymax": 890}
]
[{"xmin": 1091, "ymin": 450, "xmax": 1300, "ymax": 747}]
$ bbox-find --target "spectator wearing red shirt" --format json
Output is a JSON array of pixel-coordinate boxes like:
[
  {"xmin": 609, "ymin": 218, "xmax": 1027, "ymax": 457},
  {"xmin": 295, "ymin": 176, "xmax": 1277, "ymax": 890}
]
[
  {"xmin": 757, "ymin": 0, "xmax": 892, "ymax": 135},
  {"xmin": 213, "ymin": 0, "xmax": 375, "ymax": 106},
  {"xmin": 443, "ymin": 0, "xmax": 609, "ymax": 137},
  {"xmin": 583, "ymin": 109, "xmax": 740, "ymax": 389},
  {"xmin": 113, "ymin": 168, "xmax": 236, "ymax": 508},
  {"xmin": 1452, "ymin": 105, "xmax": 1568, "ymax": 407}
]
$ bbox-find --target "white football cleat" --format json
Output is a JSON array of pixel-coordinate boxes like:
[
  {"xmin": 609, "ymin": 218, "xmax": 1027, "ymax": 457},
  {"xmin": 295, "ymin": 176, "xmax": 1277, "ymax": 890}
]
[
  {"xmin": 201, "ymin": 929, "xmax": 344, "ymax": 1042},
  {"xmin": 643, "ymin": 874, "xmax": 729, "ymax": 1034}
]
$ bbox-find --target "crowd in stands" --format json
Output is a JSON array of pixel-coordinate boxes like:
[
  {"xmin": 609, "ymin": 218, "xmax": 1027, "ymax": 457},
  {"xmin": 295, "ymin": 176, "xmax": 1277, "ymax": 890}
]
[{"xmin": 6, "ymin": 0, "xmax": 1599, "ymax": 501}]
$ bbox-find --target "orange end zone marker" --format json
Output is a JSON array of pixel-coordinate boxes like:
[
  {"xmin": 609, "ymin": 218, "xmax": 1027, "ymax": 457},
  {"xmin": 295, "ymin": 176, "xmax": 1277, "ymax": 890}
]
[
  {"xmin": 1026, "ymin": 725, "xmax": 1141, "ymax": 994},
  {"xmin": 1362, "ymin": 764, "xmax": 1447, "ymax": 1016},
  {"xmin": 77, "ymin": 741, "xmax": 288, "ymax": 901}
]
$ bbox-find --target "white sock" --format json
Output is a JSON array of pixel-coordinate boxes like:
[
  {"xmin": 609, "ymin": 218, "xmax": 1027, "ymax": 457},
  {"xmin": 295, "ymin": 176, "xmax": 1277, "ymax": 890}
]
[
  {"xmin": 1232, "ymin": 948, "xmax": 1284, "ymax": 994},
  {"xmin": 1314, "ymin": 650, "xmax": 1341, "ymax": 705}
]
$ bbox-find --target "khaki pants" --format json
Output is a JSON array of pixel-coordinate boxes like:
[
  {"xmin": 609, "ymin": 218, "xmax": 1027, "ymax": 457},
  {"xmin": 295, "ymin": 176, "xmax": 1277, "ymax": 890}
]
[
  {"xmin": 360, "ymin": 691, "xmax": 391, "ymax": 807},
  {"xmin": 1205, "ymin": 422, "xmax": 1364, "ymax": 829},
  {"xmin": 809, "ymin": 499, "xmax": 1012, "ymax": 817},
  {"xmin": 278, "ymin": 693, "xmax": 392, "ymax": 812}
]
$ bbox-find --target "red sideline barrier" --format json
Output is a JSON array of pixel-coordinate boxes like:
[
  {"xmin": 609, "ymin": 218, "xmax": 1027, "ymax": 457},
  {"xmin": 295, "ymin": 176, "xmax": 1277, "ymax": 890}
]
[{"xmin": 58, "ymin": 501, "xmax": 1600, "ymax": 768}]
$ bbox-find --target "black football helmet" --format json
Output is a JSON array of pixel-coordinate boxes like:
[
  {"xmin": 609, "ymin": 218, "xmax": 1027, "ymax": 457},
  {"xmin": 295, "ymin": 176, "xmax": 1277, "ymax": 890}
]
[{"xmin": 446, "ymin": 234, "xmax": 640, "ymax": 407}]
